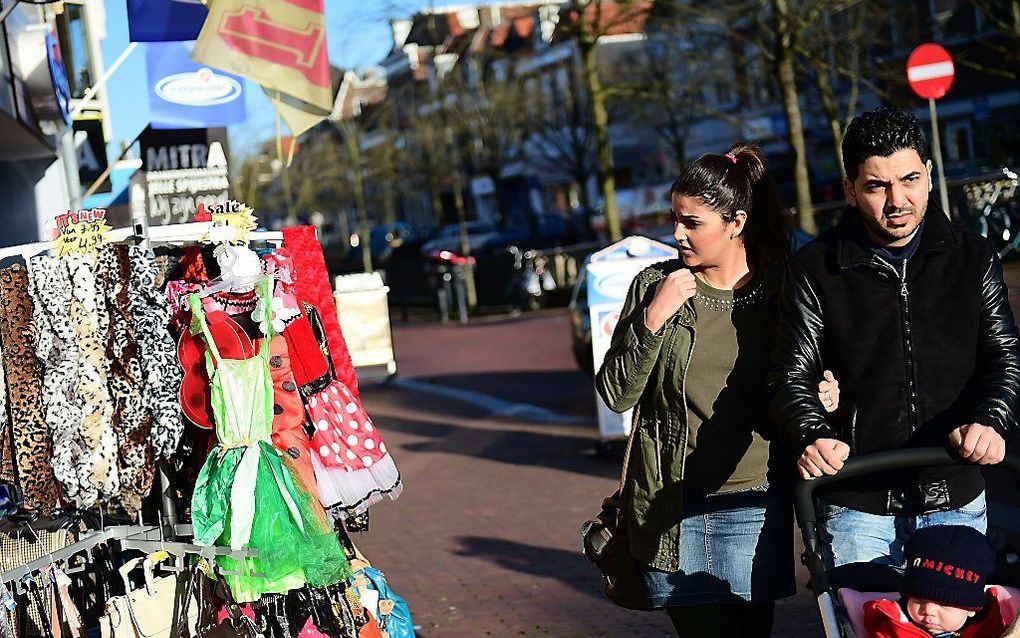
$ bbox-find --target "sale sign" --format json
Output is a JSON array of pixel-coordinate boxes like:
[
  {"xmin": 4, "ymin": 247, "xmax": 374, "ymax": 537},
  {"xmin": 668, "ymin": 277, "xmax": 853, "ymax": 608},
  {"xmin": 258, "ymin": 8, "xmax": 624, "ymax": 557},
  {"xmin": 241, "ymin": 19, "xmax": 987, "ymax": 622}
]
[{"xmin": 54, "ymin": 209, "xmax": 111, "ymax": 257}]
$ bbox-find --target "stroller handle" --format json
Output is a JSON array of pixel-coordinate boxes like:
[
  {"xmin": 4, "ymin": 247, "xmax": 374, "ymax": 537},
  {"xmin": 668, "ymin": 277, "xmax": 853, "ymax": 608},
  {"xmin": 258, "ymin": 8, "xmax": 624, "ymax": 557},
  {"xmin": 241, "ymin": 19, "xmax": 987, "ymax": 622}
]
[
  {"xmin": 794, "ymin": 447, "xmax": 1020, "ymax": 600},
  {"xmin": 794, "ymin": 447, "xmax": 1020, "ymax": 529}
]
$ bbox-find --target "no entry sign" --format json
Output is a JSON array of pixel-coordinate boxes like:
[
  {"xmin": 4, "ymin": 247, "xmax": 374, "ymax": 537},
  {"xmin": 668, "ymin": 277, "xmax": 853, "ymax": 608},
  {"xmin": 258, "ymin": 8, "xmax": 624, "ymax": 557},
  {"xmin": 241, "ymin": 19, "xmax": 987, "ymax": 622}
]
[{"xmin": 907, "ymin": 43, "xmax": 955, "ymax": 100}]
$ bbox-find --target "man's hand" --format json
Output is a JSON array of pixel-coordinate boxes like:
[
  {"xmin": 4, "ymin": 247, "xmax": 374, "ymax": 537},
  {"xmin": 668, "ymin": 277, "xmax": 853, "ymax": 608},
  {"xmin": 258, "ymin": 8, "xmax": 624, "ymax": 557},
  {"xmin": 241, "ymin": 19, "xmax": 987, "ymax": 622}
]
[
  {"xmin": 949, "ymin": 423, "xmax": 1006, "ymax": 465},
  {"xmin": 798, "ymin": 438, "xmax": 850, "ymax": 480}
]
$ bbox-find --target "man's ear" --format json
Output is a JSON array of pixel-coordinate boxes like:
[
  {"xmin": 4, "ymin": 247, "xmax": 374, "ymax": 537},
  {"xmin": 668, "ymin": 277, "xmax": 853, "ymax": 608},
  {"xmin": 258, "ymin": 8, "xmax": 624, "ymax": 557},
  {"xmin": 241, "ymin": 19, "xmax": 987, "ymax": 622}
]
[
  {"xmin": 843, "ymin": 177, "xmax": 857, "ymax": 207},
  {"xmin": 926, "ymin": 160, "xmax": 933, "ymax": 193}
]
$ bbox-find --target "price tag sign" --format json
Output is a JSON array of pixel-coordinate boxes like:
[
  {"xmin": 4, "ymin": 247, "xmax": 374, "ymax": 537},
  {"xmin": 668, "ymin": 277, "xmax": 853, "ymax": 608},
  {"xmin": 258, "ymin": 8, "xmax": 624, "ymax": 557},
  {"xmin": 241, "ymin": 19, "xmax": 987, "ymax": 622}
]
[
  {"xmin": 54, "ymin": 208, "xmax": 111, "ymax": 257},
  {"xmin": 203, "ymin": 199, "xmax": 257, "ymax": 244}
]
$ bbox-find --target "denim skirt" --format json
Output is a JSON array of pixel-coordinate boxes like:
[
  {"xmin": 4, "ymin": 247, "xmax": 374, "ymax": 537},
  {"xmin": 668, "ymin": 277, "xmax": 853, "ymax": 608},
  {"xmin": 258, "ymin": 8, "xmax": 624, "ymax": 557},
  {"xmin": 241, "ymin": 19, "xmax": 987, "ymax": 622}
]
[{"xmin": 639, "ymin": 485, "xmax": 796, "ymax": 607}]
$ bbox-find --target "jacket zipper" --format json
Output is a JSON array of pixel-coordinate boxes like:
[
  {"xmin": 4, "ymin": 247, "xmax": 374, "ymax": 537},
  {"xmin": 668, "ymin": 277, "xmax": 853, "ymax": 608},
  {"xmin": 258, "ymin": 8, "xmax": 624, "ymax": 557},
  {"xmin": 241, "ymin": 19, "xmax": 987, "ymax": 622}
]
[
  {"xmin": 874, "ymin": 256, "xmax": 918, "ymax": 432},
  {"xmin": 655, "ymin": 321, "xmax": 682, "ymax": 483},
  {"xmin": 678, "ymin": 326, "xmax": 696, "ymax": 481}
]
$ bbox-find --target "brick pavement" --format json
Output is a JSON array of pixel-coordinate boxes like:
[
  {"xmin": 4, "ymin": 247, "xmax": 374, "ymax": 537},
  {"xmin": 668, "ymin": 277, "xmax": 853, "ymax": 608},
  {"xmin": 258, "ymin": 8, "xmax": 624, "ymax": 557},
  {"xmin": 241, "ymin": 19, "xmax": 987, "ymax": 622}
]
[{"xmin": 353, "ymin": 310, "xmax": 822, "ymax": 637}]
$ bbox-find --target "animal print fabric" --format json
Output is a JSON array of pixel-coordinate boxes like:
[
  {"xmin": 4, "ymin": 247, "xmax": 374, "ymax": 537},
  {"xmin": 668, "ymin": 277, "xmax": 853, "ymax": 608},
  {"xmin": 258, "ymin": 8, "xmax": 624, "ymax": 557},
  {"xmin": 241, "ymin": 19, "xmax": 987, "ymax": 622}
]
[
  {"xmin": 27, "ymin": 255, "xmax": 87, "ymax": 506},
  {"xmin": 65, "ymin": 254, "xmax": 120, "ymax": 504},
  {"xmin": 0, "ymin": 264, "xmax": 58, "ymax": 509},
  {"xmin": 127, "ymin": 246, "xmax": 184, "ymax": 459},
  {"xmin": 100, "ymin": 246, "xmax": 154, "ymax": 514}
]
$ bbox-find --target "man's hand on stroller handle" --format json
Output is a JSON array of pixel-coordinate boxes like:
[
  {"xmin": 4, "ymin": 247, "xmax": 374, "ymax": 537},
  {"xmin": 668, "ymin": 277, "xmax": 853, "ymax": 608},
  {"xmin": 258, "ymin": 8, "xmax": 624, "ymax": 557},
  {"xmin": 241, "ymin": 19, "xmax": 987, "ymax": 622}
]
[
  {"xmin": 798, "ymin": 438, "xmax": 850, "ymax": 480},
  {"xmin": 949, "ymin": 423, "xmax": 1006, "ymax": 465}
]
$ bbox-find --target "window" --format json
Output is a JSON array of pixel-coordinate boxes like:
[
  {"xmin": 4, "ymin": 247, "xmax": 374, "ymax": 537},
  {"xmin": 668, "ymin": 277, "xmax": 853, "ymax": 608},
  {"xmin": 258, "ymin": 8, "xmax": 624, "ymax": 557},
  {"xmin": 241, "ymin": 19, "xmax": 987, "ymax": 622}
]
[
  {"xmin": 0, "ymin": 19, "xmax": 13, "ymax": 116},
  {"xmin": 56, "ymin": 2, "xmax": 95, "ymax": 99}
]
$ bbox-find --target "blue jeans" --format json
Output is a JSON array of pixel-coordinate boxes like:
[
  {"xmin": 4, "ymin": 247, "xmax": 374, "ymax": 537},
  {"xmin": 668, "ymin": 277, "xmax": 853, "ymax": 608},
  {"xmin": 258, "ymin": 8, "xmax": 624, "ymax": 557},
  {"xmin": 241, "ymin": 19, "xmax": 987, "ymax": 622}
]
[
  {"xmin": 641, "ymin": 486, "xmax": 796, "ymax": 606},
  {"xmin": 817, "ymin": 492, "xmax": 987, "ymax": 568}
]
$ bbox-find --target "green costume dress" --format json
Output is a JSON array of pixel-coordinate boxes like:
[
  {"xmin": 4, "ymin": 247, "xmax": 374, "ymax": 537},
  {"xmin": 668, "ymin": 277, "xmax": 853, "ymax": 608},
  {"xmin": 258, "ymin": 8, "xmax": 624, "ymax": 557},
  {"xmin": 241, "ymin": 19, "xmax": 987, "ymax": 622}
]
[{"xmin": 188, "ymin": 277, "xmax": 351, "ymax": 602}]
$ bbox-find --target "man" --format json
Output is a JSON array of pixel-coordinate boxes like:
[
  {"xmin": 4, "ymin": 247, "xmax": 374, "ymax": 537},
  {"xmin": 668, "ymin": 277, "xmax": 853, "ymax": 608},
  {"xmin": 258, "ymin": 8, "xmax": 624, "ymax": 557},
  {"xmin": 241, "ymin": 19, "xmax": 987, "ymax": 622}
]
[{"xmin": 769, "ymin": 106, "xmax": 1020, "ymax": 567}]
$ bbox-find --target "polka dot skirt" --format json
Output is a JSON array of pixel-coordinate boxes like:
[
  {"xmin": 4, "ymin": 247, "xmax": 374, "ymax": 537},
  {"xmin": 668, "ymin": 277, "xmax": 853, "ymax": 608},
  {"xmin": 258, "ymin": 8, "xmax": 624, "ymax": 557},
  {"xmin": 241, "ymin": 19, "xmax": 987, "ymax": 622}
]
[{"xmin": 306, "ymin": 381, "xmax": 387, "ymax": 471}]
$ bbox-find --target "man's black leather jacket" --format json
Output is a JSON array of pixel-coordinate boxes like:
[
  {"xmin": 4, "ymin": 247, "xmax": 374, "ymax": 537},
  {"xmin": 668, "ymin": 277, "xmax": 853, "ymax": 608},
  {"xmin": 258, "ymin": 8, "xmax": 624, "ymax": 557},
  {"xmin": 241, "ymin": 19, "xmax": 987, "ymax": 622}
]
[{"xmin": 768, "ymin": 204, "xmax": 1020, "ymax": 514}]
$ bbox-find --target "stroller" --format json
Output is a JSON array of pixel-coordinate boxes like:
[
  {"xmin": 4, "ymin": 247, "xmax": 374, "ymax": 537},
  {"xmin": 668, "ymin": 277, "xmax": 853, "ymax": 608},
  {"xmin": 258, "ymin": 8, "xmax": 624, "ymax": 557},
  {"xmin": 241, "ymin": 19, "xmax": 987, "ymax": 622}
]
[{"xmin": 794, "ymin": 447, "xmax": 1020, "ymax": 638}]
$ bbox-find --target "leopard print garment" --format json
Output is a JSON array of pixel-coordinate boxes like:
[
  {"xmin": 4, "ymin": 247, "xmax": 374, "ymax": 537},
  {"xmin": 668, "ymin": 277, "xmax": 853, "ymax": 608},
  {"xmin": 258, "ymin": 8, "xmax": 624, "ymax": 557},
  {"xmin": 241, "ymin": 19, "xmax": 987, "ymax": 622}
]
[
  {"xmin": 66, "ymin": 254, "xmax": 120, "ymax": 504},
  {"xmin": 0, "ymin": 313, "xmax": 9, "ymax": 484},
  {"xmin": 0, "ymin": 265, "xmax": 58, "ymax": 509},
  {"xmin": 126, "ymin": 246, "xmax": 183, "ymax": 459},
  {"xmin": 27, "ymin": 256, "xmax": 88, "ymax": 505},
  {"xmin": 99, "ymin": 246, "xmax": 154, "ymax": 514}
]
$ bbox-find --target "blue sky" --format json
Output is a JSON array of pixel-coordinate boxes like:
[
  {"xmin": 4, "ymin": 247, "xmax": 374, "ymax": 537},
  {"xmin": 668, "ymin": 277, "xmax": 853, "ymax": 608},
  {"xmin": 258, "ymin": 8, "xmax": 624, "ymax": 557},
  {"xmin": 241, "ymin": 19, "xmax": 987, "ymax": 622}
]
[{"xmin": 101, "ymin": 1, "xmax": 434, "ymax": 161}]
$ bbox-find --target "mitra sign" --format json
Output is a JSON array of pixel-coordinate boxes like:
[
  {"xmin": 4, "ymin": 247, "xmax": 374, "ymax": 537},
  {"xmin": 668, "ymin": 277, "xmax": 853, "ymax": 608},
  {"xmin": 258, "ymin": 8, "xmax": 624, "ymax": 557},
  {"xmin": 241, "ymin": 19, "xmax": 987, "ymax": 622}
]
[{"xmin": 907, "ymin": 43, "xmax": 955, "ymax": 100}]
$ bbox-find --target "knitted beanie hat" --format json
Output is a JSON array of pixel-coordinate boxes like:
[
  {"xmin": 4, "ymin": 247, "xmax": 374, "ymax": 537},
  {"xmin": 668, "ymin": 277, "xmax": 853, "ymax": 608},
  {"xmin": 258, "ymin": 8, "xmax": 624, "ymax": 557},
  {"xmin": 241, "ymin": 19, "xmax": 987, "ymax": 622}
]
[{"xmin": 902, "ymin": 525, "xmax": 995, "ymax": 610}]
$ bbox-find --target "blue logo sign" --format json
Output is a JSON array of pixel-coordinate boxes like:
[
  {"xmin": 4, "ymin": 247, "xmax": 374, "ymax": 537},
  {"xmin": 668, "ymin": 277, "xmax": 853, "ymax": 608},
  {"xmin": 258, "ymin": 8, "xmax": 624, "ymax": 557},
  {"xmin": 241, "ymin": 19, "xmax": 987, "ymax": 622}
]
[
  {"xmin": 146, "ymin": 42, "xmax": 246, "ymax": 129},
  {"xmin": 154, "ymin": 68, "xmax": 243, "ymax": 107}
]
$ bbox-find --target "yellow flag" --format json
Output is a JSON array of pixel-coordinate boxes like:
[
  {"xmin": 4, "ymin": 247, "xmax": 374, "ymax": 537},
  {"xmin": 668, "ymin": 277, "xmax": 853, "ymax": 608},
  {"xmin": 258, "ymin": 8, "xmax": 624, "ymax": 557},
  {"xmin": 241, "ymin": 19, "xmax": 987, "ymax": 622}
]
[{"xmin": 192, "ymin": 0, "xmax": 333, "ymax": 136}]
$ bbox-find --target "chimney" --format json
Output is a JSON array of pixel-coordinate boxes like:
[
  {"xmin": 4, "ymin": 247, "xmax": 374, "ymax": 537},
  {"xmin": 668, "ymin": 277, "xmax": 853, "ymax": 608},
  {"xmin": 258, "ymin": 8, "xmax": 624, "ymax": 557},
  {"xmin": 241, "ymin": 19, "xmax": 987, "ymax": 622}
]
[{"xmin": 392, "ymin": 18, "xmax": 413, "ymax": 48}]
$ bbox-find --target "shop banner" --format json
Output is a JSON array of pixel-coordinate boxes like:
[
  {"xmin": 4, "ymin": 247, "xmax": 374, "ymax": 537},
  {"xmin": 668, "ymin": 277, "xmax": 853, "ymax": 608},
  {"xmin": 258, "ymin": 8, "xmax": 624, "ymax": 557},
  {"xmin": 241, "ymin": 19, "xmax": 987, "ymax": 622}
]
[
  {"xmin": 137, "ymin": 125, "xmax": 230, "ymax": 172},
  {"xmin": 191, "ymin": 0, "xmax": 333, "ymax": 136},
  {"xmin": 131, "ymin": 137, "xmax": 230, "ymax": 226},
  {"xmin": 146, "ymin": 41, "xmax": 246, "ymax": 129},
  {"xmin": 73, "ymin": 116, "xmax": 110, "ymax": 192},
  {"xmin": 127, "ymin": 0, "xmax": 208, "ymax": 43},
  {"xmin": 586, "ymin": 236, "xmax": 677, "ymax": 441}
]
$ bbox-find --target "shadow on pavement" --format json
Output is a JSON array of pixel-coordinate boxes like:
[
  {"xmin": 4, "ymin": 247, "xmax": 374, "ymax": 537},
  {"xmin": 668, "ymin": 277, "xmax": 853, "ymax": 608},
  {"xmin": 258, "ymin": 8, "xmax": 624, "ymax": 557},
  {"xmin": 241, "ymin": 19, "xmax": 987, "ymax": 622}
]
[
  {"xmin": 375, "ymin": 412, "xmax": 620, "ymax": 480},
  {"xmin": 418, "ymin": 370, "xmax": 597, "ymax": 421},
  {"xmin": 453, "ymin": 535, "xmax": 608, "ymax": 600}
]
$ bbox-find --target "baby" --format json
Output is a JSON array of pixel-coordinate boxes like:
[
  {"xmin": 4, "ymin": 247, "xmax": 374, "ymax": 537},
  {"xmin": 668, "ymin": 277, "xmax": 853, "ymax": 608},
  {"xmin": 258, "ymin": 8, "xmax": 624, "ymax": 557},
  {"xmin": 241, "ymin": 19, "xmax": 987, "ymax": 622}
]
[{"xmin": 863, "ymin": 525, "xmax": 1008, "ymax": 638}]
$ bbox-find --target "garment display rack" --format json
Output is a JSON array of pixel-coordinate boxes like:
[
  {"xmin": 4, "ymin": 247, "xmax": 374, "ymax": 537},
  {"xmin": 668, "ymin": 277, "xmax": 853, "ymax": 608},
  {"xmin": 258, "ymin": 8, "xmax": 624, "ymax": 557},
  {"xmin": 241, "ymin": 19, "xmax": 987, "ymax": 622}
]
[{"xmin": 0, "ymin": 214, "xmax": 284, "ymax": 592}]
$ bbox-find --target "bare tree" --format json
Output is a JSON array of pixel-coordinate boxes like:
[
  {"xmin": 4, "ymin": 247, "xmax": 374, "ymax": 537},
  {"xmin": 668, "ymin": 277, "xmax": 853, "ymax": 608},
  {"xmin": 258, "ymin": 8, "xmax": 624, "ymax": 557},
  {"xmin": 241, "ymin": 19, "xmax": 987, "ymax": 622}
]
[
  {"xmin": 798, "ymin": 0, "xmax": 889, "ymax": 179},
  {"xmin": 447, "ymin": 58, "xmax": 531, "ymax": 228},
  {"xmin": 955, "ymin": 0, "xmax": 1020, "ymax": 81},
  {"xmin": 524, "ymin": 59, "xmax": 599, "ymax": 237},
  {"xmin": 557, "ymin": 0, "xmax": 658, "ymax": 241}
]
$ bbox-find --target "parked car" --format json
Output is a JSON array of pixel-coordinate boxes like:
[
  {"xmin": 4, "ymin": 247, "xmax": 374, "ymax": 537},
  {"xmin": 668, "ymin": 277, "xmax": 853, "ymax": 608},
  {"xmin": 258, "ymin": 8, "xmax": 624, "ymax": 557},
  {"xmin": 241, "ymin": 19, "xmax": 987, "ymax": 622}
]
[
  {"xmin": 567, "ymin": 262, "xmax": 594, "ymax": 375},
  {"xmin": 420, "ymin": 222, "xmax": 504, "ymax": 256}
]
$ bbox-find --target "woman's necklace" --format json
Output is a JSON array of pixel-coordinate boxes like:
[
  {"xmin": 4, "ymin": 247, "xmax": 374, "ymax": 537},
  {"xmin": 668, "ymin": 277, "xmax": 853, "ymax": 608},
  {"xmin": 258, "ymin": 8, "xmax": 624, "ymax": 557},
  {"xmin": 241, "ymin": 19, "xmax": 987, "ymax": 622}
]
[{"xmin": 694, "ymin": 278, "xmax": 766, "ymax": 312}]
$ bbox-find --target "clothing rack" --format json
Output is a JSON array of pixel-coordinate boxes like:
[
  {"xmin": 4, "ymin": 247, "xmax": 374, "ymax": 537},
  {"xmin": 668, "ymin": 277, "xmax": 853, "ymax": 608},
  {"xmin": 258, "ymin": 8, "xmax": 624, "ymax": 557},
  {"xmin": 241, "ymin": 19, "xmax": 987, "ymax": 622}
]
[
  {"xmin": 0, "ymin": 215, "xmax": 286, "ymax": 592},
  {"xmin": 0, "ymin": 524, "xmax": 262, "ymax": 590},
  {"xmin": 0, "ymin": 219, "xmax": 285, "ymax": 262}
]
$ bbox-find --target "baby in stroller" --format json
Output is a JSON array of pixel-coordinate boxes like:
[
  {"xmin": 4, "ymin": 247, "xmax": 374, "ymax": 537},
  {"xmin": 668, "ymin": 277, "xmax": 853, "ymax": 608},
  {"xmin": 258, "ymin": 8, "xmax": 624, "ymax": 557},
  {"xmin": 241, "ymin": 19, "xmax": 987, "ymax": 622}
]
[{"xmin": 862, "ymin": 525, "xmax": 1008, "ymax": 638}]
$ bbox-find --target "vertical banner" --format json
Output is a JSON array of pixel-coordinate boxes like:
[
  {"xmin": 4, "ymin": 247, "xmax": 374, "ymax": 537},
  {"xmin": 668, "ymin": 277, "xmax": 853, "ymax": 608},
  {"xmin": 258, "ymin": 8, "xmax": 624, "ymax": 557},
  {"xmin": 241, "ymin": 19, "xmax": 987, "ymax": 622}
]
[
  {"xmin": 192, "ymin": 0, "xmax": 333, "ymax": 136},
  {"xmin": 586, "ymin": 237, "xmax": 678, "ymax": 441},
  {"xmin": 127, "ymin": 0, "xmax": 208, "ymax": 42},
  {"xmin": 146, "ymin": 41, "xmax": 247, "ymax": 129}
]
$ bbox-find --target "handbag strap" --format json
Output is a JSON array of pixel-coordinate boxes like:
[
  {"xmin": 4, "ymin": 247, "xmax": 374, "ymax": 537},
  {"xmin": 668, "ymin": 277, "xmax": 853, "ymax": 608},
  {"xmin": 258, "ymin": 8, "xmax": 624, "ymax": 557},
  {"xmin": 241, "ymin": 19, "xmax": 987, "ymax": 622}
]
[
  {"xmin": 51, "ymin": 568, "xmax": 85, "ymax": 638},
  {"xmin": 172, "ymin": 565, "xmax": 203, "ymax": 638},
  {"xmin": 118, "ymin": 558, "xmax": 167, "ymax": 638},
  {"xmin": 617, "ymin": 406, "xmax": 641, "ymax": 493}
]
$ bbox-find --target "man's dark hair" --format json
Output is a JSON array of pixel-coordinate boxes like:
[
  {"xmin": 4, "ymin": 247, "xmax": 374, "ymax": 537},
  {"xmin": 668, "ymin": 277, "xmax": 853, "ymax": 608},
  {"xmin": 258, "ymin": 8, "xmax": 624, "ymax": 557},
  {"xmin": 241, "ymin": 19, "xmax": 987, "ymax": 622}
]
[{"xmin": 841, "ymin": 106, "xmax": 931, "ymax": 180}]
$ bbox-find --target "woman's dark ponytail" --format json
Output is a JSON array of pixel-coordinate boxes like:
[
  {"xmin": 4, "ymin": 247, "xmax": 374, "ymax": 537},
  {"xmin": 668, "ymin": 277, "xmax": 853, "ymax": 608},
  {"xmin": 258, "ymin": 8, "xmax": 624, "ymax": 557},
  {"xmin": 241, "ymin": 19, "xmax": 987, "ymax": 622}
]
[{"xmin": 670, "ymin": 142, "xmax": 790, "ymax": 271}]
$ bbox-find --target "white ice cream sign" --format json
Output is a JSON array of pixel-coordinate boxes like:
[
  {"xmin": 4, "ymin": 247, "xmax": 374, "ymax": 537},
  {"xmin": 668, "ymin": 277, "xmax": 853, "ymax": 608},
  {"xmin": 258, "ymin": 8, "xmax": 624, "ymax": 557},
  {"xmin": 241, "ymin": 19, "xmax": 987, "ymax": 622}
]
[{"xmin": 155, "ymin": 67, "xmax": 243, "ymax": 107}]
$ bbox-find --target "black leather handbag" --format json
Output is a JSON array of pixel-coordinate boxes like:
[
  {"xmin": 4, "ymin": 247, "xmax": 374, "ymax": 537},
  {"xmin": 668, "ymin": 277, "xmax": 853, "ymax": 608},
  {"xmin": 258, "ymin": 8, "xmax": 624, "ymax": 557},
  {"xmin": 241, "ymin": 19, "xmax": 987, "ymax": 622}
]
[{"xmin": 581, "ymin": 408, "xmax": 655, "ymax": 611}]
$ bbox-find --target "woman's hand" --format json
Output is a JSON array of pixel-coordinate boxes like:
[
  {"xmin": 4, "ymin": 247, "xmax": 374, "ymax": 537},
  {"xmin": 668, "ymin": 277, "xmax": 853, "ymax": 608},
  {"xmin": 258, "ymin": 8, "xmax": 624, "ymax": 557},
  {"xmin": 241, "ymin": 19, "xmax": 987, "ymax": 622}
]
[
  {"xmin": 817, "ymin": 369, "xmax": 839, "ymax": 413},
  {"xmin": 645, "ymin": 270, "xmax": 697, "ymax": 333}
]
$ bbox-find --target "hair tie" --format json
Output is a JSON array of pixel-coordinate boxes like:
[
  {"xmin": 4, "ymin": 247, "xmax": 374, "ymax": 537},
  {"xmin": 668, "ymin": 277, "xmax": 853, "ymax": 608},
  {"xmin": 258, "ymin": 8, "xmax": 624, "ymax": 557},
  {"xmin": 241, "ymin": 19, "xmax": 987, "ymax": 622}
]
[{"xmin": 725, "ymin": 152, "xmax": 738, "ymax": 164}]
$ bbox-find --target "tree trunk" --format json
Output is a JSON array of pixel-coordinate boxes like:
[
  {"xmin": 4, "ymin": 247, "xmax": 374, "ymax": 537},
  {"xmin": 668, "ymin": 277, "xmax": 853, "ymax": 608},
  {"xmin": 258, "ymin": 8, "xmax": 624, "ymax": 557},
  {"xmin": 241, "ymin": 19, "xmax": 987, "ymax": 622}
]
[
  {"xmin": 580, "ymin": 41, "xmax": 621, "ymax": 241},
  {"xmin": 773, "ymin": 0, "xmax": 816, "ymax": 234},
  {"xmin": 577, "ymin": 173, "xmax": 595, "ymax": 240},
  {"xmin": 445, "ymin": 124, "xmax": 478, "ymax": 310},
  {"xmin": 814, "ymin": 66, "xmax": 846, "ymax": 180},
  {"xmin": 344, "ymin": 125, "xmax": 373, "ymax": 273}
]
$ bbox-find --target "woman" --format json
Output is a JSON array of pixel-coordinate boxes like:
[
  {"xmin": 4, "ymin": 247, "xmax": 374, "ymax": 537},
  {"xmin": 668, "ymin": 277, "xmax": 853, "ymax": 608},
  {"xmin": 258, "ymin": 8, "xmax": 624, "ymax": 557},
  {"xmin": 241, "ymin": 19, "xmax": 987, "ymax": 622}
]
[{"xmin": 596, "ymin": 143, "xmax": 837, "ymax": 636}]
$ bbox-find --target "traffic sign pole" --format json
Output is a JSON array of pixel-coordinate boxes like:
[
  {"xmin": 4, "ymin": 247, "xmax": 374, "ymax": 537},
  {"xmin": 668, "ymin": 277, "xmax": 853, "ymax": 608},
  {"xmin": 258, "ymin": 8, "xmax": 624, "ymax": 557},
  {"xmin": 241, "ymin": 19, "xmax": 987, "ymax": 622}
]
[
  {"xmin": 907, "ymin": 43, "xmax": 955, "ymax": 219},
  {"xmin": 928, "ymin": 98, "xmax": 951, "ymax": 217}
]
